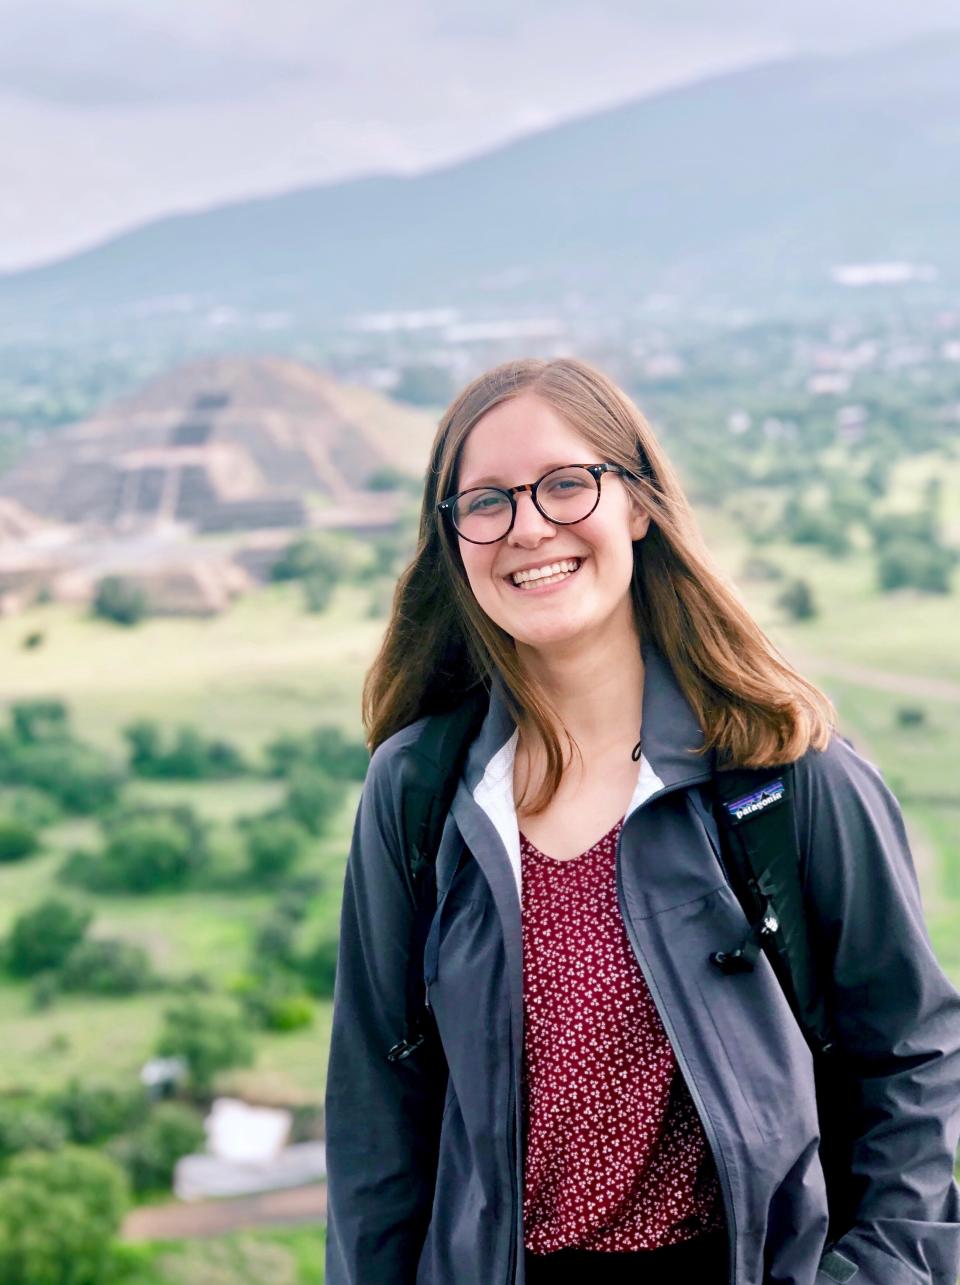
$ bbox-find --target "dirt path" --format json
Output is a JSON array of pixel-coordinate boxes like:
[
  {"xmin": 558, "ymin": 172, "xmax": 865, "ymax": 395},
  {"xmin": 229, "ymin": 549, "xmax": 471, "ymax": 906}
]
[
  {"xmin": 786, "ymin": 651, "xmax": 960, "ymax": 703},
  {"xmin": 122, "ymin": 1183, "xmax": 326, "ymax": 1242}
]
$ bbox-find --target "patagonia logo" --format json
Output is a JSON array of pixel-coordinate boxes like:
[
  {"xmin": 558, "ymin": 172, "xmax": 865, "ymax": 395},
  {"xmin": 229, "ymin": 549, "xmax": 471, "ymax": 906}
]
[{"xmin": 725, "ymin": 779, "xmax": 785, "ymax": 823}]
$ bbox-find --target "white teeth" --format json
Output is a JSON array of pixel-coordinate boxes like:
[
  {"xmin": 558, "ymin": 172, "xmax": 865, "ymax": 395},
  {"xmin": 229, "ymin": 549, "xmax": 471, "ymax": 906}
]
[{"xmin": 510, "ymin": 559, "xmax": 580, "ymax": 586}]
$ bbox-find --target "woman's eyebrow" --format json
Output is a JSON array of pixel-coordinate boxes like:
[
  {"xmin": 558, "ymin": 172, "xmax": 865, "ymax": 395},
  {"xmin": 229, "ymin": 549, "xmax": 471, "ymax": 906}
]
[{"xmin": 458, "ymin": 462, "xmax": 574, "ymax": 490}]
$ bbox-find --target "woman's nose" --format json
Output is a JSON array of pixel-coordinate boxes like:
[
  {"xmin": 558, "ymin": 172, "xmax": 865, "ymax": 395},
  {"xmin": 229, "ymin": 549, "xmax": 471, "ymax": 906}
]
[{"xmin": 507, "ymin": 492, "xmax": 556, "ymax": 547}]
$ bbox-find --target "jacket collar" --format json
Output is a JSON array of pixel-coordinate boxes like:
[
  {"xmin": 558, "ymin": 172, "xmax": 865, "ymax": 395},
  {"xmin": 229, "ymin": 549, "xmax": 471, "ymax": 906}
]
[{"xmin": 457, "ymin": 638, "xmax": 712, "ymax": 900}]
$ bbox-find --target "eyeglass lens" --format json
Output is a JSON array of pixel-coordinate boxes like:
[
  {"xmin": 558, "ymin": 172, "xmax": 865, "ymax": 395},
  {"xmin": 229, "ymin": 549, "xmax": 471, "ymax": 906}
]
[{"xmin": 451, "ymin": 465, "xmax": 599, "ymax": 542}]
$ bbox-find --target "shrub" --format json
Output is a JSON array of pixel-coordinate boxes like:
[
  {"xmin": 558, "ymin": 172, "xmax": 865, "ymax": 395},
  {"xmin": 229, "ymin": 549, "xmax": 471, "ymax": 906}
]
[
  {"xmin": 65, "ymin": 806, "xmax": 208, "ymax": 894},
  {"xmin": 122, "ymin": 718, "xmax": 162, "ymax": 773},
  {"xmin": 30, "ymin": 972, "xmax": 60, "ymax": 1011},
  {"xmin": 870, "ymin": 510, "xmax": 939, "ymax": 549},
  {"xmin": 365, "ymin": 465, "xmax": 409, "ymax": 491},
  {"xmin": 270, "ymin": 535, "xmax": 342, "ymax": 584},
  {"xmin": 0, "ymin": 1146, "xmax": 129, "ymax": 1285},
  {"xmin": 155, "ymin": 1000, "xmax": 254, "ymax": 1093},
  {"xmin": 254, "ymin": 912, "xmax": 299, "ymax": 968},
  {"xmin": 60, "ymin": 938, "xmax": 154, "ymax": 996},
  {"xmin": 244, "ymin": 816, "xmax": 306, "ymax": 883},
  {"xmin": 0, "ymin": 1101, "xmax": 66, "ymax": 1164},
  {"xmin": 51, "ymin": 1080, "xmax": 148, "ymax": 1147},
  {"xmin": 0, "ymin": 740, "xmax": 121, "ymax": 814},
  {"xmin": 235, "ymin": 969, "xmax": 314, "ymax": 1033},
  {"xmin": 896, "ymin": 706, "xmax": 927, "ymax": 728},
  {"xmin": 0, "ymin": 816, "xmax": 39, "ymax": 863},
  {"xmin": 302, "ymin": 570, "xmax": 335, "ymax": 613},
  {"xmin": 100, "ymin": 814, "xmax": 200, "ymax": 892},
  {"xmin": 160, "ymin": 727, "xmax": 246, "ymax": 779},
  {"xmin": 6, "ymin": 899, "xmax": 91, "ymax": 977},
  {"xmin": 284, "ymin": 767, "xmax": 344, "ymax": 836},
  {"xmin": 299, "ymin": 934, "xmax": 339, "ymax": 999},
  {"xmin": 10, "ymin": 699, "xmax": 69, "ymax": 743},
  {"xmin": 776, "ymin": 578, "xmax": 817, "ymax": 621},
  {"xmin": 4, "ymin": 787, "xmax": 62, "ymax": 830},
  {"xmin": 876, "ymin": 539, "xmax": 956, "ymax": 594},
  {"xmin": 740, "ymin": 557, "xmax": 784, "ymax": 582},
  {"xmin": 268, "ymin": 994, "xmax": 315, "ymax": 1032},
  {"xmin": 123, "ymin": 720, "xmax": 247, "ymax": 780},
  {"xmin": 265, "ymin": 725, "xmax": 367, "ymax": 782},
  {"xmin": 93, "ymin": 575, "xmax": 147, "ymax": 626},
  {"xmin": 392, "ymin": 363, "xmax": 454, "ymax": 407},
  {"xmin": 110, "ymin": 1102, "xmax": 205, "ymax": 1194},
  {"xmin": 786, "ymin": 508, "xmax": 850, "ymax": 556}
]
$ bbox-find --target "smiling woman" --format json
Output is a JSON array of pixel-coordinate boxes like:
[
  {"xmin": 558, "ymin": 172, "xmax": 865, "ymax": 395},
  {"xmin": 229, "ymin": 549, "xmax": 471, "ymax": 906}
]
[{"xmin": 325, "ymin": 356, "xmax": 960, "ymax": 1285}]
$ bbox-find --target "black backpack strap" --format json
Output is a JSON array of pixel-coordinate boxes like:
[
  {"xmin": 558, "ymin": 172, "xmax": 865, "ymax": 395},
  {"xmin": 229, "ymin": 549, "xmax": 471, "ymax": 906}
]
[
  {"xmin": 708, "ymin": 763, "xmax": 833, "ymax": 1056},
  {"xmin": 385, "ymin": 687, "xmax": 489, "ymax": 1063},
  {"xmin": 709, "ymin": 759, "xmax": 860, "ymax": 1241}
]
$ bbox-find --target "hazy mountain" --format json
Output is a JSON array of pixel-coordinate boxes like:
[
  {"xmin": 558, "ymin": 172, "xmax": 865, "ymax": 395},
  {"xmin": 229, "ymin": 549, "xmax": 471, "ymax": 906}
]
[{"xmin": 2, "ymin": 34, "xmax": 958, "ymax": 327}]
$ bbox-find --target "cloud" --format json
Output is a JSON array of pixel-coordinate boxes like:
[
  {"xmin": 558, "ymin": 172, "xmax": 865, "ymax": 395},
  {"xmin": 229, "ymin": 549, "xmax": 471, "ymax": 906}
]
[
  {"xmin": 1, "ymin": 0, "xmax": 959, "ymax": 269},
  {"xmin": 1, "ymin": 2, "xmax": 311, "ymax": 106}
]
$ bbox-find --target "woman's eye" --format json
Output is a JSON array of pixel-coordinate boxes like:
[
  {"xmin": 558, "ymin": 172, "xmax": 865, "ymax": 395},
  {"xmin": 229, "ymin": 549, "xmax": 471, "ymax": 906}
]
[{"xmin": 468, "ymin": 492, "xmax": 508, "ymax": 515}]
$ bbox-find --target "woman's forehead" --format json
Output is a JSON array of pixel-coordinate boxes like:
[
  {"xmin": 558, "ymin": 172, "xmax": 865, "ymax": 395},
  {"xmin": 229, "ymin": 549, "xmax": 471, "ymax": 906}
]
[{"xmin": 456, "ymin": 396, "xmax": 593, "ymax": 488}]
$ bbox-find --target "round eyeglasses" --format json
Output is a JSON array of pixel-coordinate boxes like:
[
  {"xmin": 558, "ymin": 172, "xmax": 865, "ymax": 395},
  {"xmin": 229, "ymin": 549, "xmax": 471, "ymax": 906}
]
[{"xmin": 437, "ymin": 462, "xmax": 631, "ymax": 545}]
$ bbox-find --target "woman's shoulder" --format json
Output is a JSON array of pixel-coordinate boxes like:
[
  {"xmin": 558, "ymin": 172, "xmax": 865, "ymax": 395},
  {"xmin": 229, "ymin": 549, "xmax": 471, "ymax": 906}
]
[
  {"xmin": 789, "ymin": 728, "xmax": 913, "ymax": 890},
  {"xmin": 791, "ymin": 727, "xmax": 894, "ymax": 808},
  {"xmin": 362, "ymin": 715, "xmax": 436, "ymax": 806}
]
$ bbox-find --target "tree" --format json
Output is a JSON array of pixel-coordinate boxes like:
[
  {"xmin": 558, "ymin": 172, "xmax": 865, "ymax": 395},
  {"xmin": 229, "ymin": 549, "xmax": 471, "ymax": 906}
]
[
  {"xmin": 7, "ymin": 899, "xmax": 91, "ymax": 977},
  {"xmin": 392, "ymin": 363, "xmax": 454, "ymax": 407},
  {"xmin": 302, "ymin": 569, "xmax": 335, "ymax": 613},
  {"xmin": 51, "ymin": 1080, "xmax": 147, "ymax": 1147},
  {"xmin": 122, "ymin": 718, "xmax": 162, "ymax": 773},
  {"xmin": 0, "ymin": 1146, "xmax": 128, "ymax": 1285},
  {"xmin": 110, "ymin": 1102, "xmax": 205, "ymax": 1193},
  {"xmin": 300, "ymin": 934, "xmax": 339, "ymax": 999},
  {"xmin": 0, "ymin": 740, "xmax": 121, "ymax": 814},
  {"xmin": 269, "ymin": 535, "xmax": 341, "ymax": 584},
  {"xmin": 123, "ymin": 720, "xmax": 246, "ymax": 779},
  {"xmin": 155, "ymin": 1000, "xmax": 254, "ymax": 1093},
  {"xmin": 59, "ymin": 938, "xmax": 154, "ymax": 996},
  {"xmin": 311, "ymin": 726, "xmax": 369, "ymax": 780},
  {"xmin": 235, "ymin": 967, "xmax": 315, "ymax": 1032},
  {"xmin": 876, "ymin": 540, "xmax": 956, "ymax": 594},
  {"xmin": 244, "ymin": 815, "xmax": 307, "ymax": 883},
  {"xmin": 66, "ymin": 806, "xmax": 209, "ymax": 894},
  {"xmin": 776, "ymin": 578, "xmax": 817, "ymax": 621},
  {"xmin": 92, "ymin": 576, "xmax": 147, "ymax": 626},
  {"xmin": 284, "ymin": 766, "xmax": 344, "ymax": 836},
  {"xmin": 0, "ymin": 816, "xmax": 39, "ymax": 863},
  {"xmin": 10, "ymin": 699, "xmax": 69, "ymax": 743},
  {"xmin": 0, "ymin": 1102, "xmax": 65, "ymax": 1165}
]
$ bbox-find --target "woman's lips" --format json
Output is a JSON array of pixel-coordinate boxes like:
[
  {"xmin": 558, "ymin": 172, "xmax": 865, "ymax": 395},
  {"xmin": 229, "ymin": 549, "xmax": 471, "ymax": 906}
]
[{"xmin": 505, "ymin": 557, "xmax": 585, "ymax": 593}]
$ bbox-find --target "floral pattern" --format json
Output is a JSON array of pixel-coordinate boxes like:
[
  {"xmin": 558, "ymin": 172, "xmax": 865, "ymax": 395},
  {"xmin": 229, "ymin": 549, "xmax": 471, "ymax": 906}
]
[{"xmin": 520, "ymin": 816, "xmax": 724, "ymax": 1253}]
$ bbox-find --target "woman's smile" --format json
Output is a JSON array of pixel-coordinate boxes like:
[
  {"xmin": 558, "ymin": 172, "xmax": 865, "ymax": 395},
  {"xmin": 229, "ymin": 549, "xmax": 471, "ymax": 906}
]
[{"xmin": 504, "ymin": 556, "xmax": 585, "ymax": 593}]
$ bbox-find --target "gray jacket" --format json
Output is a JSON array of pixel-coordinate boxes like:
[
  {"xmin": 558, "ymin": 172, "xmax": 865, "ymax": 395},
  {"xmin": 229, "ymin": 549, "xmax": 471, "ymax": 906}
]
[{"xmin": 325, "ymin": 643, "xmax": 960, "ymax": 1284}]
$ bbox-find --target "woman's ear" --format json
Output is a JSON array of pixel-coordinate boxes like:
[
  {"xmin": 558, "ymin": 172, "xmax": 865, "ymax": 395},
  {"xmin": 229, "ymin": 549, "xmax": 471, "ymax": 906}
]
[{"xmin": 629, "ymin": 502, "xmax": 651, "ymax": 542}]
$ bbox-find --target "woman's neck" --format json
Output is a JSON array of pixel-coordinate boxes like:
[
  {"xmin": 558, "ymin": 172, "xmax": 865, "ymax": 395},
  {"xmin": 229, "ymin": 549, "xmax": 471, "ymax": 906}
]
[{"xmin": 516, "ymin": 624, "xmax": 645, "ymax": 761}]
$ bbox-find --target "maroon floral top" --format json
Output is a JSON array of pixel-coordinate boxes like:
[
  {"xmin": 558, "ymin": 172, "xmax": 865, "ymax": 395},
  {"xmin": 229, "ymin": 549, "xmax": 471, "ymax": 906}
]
[{"xmin": 520, "ymin": 815, "xmax": 724, "ymax": 1254}]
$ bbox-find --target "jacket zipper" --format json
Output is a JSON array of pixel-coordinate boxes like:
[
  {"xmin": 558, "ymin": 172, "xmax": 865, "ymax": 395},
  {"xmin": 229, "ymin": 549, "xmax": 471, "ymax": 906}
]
[
  {"xmin": 614, "ymin": 775, "xmax": 739, "ymax": 1285},
  {"xmin": 507, "ymin": 1033, "xmax": 519, "ymax": 1285}
]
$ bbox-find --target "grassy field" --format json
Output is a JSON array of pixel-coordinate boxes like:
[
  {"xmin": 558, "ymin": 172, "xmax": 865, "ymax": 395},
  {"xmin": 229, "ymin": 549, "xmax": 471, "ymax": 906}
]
[
  {"xmin": 115, "ymin": 1224, "xmax": 325, "ymax": 1284},
  {"xmin": 0, "ymin": 581, "xmax": 382, "ymax": 755},
  {"xmin": 0, "ymin": 484, "xmax": 957, "ymax": 1111}
]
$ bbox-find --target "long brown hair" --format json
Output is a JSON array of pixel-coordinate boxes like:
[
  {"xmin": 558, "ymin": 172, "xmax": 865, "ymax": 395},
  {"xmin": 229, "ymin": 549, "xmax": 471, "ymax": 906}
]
[{"xmin": 363, "ymin": 356, "xmax": 835, "ymax": 812}]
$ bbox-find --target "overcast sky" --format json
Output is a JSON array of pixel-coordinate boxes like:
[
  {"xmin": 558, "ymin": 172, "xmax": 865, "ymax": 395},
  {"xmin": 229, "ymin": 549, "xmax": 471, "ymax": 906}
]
[{"xmin": 2, "ymin": 0, "xmax": 959, "ymax": 272}]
